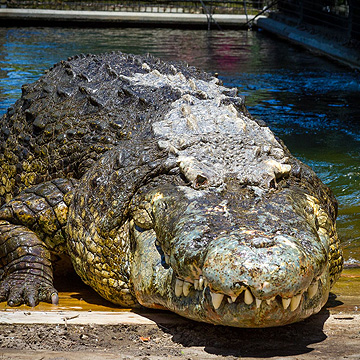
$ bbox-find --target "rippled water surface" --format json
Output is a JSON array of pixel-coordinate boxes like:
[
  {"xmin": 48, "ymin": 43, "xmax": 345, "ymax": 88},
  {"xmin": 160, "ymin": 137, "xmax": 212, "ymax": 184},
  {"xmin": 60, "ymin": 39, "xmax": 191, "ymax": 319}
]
[{"xmin": 0, "ymin": 27, "xmax": 359, "ymax": 263}]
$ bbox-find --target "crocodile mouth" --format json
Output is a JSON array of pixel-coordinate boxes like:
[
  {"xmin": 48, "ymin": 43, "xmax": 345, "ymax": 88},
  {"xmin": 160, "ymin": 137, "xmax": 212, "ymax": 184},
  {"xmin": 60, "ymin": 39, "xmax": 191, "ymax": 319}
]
[
  {"xmin": 172, "ymin": 273, "xmax": 323, "ymax": 312},
  {"xmin": 168, "ymin": 271, "xmax": 329, "ymax": 328}
]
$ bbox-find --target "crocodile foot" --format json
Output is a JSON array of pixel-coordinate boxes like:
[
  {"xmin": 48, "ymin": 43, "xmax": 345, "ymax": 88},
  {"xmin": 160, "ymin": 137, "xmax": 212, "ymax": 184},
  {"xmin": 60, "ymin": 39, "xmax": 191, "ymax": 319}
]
[{"xmin": 0, "ymin": 272, "xmax": 58, "ymax": 307}]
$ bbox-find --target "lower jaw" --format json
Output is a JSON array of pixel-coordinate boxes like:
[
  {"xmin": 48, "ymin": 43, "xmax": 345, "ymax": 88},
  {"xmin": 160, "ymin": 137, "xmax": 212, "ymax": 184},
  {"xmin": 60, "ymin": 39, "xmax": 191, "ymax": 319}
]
[
  {"xmin": 170, "ymin": 288, "xmax": 329, "ymax": 328},
  {"xmin": 133, "ymin": 269, "xmax": 331, "ymax": 328}
]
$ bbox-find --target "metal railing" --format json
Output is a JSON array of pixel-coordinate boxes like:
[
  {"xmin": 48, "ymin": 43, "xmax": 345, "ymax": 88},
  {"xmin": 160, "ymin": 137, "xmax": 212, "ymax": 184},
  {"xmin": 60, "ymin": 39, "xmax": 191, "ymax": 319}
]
[
  {"xmin": 276, "ymin": 0, "xmax": 360, "ymax": 42},
  {"xmin": 2, "ymin": 0, "xmax": 358, "ymax": 42},
  {"xmin": 2, "ymin": 0, "xmax": 274, "ymax": 15}
]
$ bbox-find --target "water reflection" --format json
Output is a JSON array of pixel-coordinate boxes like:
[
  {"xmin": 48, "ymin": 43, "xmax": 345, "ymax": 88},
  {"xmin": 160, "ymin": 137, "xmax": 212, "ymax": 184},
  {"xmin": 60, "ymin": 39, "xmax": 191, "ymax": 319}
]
[{"xmin": 0, "ymin": 27, "xmax": 359, "ymax": 263}]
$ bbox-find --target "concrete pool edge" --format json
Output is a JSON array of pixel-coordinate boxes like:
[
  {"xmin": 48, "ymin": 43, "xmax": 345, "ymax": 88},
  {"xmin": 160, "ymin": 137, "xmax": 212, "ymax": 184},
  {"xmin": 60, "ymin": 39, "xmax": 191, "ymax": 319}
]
[
  {"xmin": 0, "ymin": 309, "xmax": 359, "ymax": 326},
  {"xmin": 255, "ymin": 17, "xmax": 360, "ymax": 70},
  {"xmin": 0, "ymin": 8, "xmax": 262, "ymax": 29}
]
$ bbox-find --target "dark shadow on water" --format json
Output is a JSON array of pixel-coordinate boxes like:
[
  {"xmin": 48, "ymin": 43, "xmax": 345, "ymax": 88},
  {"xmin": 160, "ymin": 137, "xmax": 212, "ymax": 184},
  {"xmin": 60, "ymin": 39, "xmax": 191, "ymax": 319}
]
[{"xmin": 69, "ymin": 291, "xmax": 120, "ymax": 309}]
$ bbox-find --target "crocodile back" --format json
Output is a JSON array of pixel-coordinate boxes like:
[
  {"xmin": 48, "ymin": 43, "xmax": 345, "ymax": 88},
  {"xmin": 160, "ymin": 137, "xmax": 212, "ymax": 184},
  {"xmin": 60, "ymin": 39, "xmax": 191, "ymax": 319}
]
[{"xmin": 0, "ymin": 52, "xmax": 211, "ymax": 206}]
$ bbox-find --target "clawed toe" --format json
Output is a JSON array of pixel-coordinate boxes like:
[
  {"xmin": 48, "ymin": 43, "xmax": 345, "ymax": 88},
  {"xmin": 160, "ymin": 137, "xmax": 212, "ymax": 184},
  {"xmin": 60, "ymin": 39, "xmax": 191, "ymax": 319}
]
[
  {"xmin": 51, "ymin": 292, "xmax": 59, "ymax": 305},
  {"xmin": 0, "ymin": 273, "xmax": 58, "ymax": 307}
]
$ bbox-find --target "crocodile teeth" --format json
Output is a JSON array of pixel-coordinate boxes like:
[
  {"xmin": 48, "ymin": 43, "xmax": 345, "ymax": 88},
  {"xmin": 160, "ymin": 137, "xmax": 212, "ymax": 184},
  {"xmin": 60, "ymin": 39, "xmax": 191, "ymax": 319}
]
[
  {"xmin": 308, "ymin": 281, "xmax": 318, "ymax": 299},
  {"xmin": 198, "ymin": 275, "xmax": 204, "ymax": 290},
  {"xmin": 194, "ymin": 279, "xmax": 199, "ymax": 290},
  {"xmin": 266, "ymin": 296, "xmax": 275, "ymax": 305},
  {"xmin": 290, "ymin": 294, "xmax": 302, "ymax": 311},
  {"xmin": 244, "ymin": 289, "xmax": 254, "ymax": 305},
  {"xmin": 183, "ymin": 281, "xmax": 192, "ymax": 296},
  {"xmin": 175, "ymin": 278, "xmax": 184, "ymax": 297},
  {"xmin": 255, "ymin": 298, "xmax": 262, "ymax": 308},
  {"xmin": 211, "ymin": 292, "xmax": 224, "ymax": 309},
  {"xmin": 227, "ymin": 295, "xmax": 237, "ymax": 304},
  {"xmin": 282, "ymin": 298, "xmax": 291, "ymax": 310}
]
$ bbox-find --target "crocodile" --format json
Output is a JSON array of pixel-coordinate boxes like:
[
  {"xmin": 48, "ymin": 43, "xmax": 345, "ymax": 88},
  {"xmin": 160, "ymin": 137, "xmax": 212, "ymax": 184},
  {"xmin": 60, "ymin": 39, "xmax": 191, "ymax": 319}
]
[{"xmin": 0, "ymin": 52, "xmax": 343, "ymax": 327}]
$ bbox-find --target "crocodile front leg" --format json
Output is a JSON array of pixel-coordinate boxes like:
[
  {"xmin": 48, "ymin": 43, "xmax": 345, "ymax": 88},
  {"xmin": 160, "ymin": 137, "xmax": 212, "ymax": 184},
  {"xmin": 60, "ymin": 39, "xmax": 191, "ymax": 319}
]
[
  {"xmin": 0, "ymin": 178, "xmax": 76, "ymax": 306},
  {"xmin": 0, "ymin": 221, "xmax": 57, "ymax": 306}
]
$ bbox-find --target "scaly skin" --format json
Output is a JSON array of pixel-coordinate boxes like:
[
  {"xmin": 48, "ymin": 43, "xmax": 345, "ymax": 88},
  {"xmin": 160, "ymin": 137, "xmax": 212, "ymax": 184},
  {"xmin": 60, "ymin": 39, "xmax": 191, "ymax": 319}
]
[{"xmin": 0, "ymin": 52, "xmax": 343, "ymax": 327}]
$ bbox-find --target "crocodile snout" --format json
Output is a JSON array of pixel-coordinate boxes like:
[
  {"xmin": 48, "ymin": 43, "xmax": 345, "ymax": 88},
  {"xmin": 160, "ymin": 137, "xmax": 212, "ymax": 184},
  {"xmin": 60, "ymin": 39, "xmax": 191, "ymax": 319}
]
[{"xmin": 130, "ymin": 183, "xmax": 333, "ymax": 327}]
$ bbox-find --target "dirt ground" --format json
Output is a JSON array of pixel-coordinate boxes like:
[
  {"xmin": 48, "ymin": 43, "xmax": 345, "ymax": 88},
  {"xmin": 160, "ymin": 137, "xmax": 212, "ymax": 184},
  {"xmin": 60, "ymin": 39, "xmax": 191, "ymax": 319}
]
[{"xmin": 0, "ymin": 308, "xmax": 359, "ymax": 360}]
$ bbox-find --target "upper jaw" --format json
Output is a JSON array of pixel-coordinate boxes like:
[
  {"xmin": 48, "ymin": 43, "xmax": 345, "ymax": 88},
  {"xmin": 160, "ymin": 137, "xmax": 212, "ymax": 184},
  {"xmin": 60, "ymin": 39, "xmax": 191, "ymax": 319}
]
[{"xmin": 202, "ymin": 230, "xmax": 328, "ymax": 298}]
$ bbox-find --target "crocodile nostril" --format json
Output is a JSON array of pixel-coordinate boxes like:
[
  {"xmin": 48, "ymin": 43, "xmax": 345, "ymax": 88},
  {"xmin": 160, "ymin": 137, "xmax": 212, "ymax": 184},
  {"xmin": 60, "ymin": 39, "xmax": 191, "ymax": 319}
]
[{"xmin": 195, "ymin": 174, "xmax": 208, "ymax": 188}]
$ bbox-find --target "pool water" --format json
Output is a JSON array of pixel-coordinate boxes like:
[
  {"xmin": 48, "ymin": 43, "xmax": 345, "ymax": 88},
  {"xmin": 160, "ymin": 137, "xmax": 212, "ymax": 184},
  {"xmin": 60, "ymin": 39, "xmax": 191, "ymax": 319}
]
[{"xmin": 0, "ymin": 27, "xmax": 359, "ymax": 264}]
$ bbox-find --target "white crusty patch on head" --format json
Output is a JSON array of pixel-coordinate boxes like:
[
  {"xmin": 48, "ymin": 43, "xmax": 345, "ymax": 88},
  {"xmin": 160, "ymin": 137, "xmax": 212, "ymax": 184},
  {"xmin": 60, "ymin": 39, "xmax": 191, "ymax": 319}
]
[
  {"xmin": 124, "ymin": 69, "xmax": 248, "ymax": 140},
  {"xmin": 153, "ymin": 95, "xmax": 247, "ymax": 138},
  {"xmin": 126, "ymin": 68, "xmax": 229, "ymax": 100},
  {"xmin": 124, "ymin": 68, "xmax": 291, "ymax": 188}
]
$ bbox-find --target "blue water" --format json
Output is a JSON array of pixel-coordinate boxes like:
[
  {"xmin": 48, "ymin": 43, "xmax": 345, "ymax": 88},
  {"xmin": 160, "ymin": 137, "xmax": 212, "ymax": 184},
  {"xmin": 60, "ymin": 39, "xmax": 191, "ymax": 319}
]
[{"xmin": 0, "ymin": 27, "xmax": 359, "ymax": 263}]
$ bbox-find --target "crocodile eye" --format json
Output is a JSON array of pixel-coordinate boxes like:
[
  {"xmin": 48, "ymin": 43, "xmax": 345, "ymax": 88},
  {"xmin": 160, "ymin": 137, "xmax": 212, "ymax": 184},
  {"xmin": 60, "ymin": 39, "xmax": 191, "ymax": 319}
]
[
  {"xmin": 134, "ymin": 223, "xmax": 146, "ymax": 232},
  {"xmin": 155, "ymin": 241, "xmax": 170, "ymax": 269}
]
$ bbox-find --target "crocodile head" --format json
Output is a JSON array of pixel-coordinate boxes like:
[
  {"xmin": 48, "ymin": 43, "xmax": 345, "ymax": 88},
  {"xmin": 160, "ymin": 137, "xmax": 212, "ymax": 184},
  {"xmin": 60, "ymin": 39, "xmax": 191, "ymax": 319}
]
[{"xmin": 130, "ymin": 162, "xmax": 340, "ymax": 328}]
